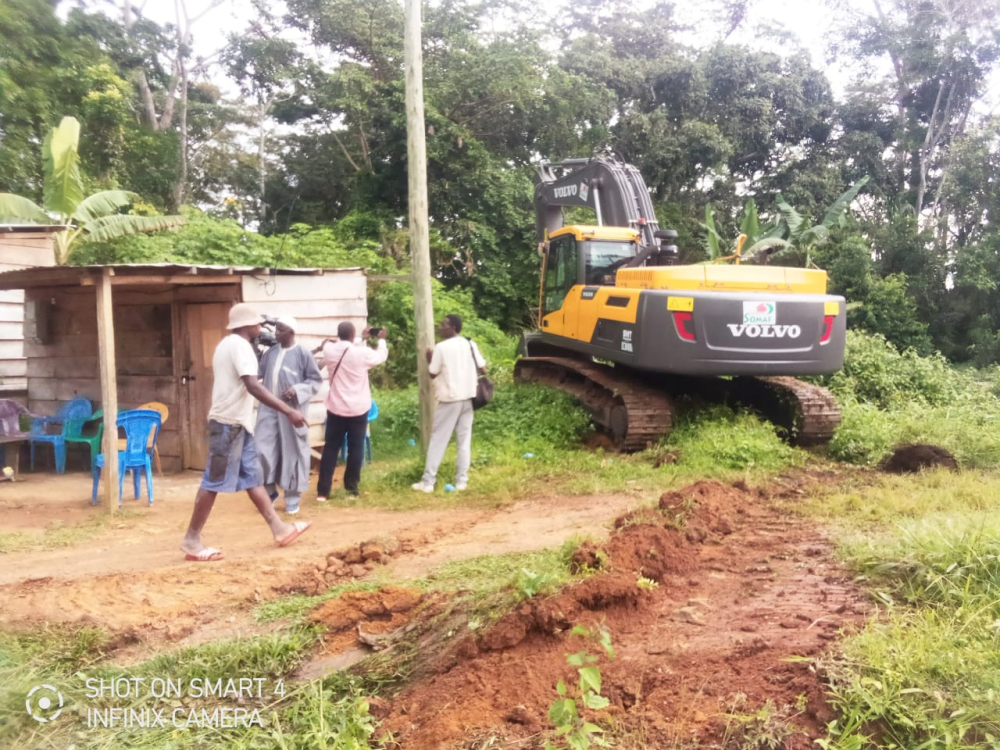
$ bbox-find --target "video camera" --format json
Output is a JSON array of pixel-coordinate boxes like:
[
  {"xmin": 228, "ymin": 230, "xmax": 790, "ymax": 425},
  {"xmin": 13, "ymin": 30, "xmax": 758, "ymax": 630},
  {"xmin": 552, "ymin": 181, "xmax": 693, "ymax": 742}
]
[{"xmin": 257, "ymin": 316, "xmax": 279, "ymax": 348}]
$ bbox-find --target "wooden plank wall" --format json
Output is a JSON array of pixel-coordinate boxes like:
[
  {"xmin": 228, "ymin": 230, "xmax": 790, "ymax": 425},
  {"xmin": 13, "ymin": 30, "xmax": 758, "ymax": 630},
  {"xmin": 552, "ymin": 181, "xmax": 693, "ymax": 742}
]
[
  {"xmin": 241, "ymin": 271, "xmax": 368, "ymax": 445},
  {"xmin": 25, "ymin": 285, "xmax": 186, "ymax": 473},
  {"xmin": 0, "ymin": 234, "xmax": 56, "ymax": 392}
]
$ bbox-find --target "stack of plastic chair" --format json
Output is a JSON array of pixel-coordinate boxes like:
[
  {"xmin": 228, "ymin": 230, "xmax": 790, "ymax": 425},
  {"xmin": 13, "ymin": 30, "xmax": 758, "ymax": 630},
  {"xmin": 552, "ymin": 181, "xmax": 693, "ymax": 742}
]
[{"xmin": 30, "ymin": 397, "xmax": 92, "ymax": 474}]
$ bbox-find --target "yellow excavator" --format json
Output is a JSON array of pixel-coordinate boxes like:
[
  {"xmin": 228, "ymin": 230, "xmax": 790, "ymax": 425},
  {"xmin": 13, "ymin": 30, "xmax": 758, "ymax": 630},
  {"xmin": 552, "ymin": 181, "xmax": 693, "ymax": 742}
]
[{"xmin": 514, "ymin": 154, "xmax": 845, "ymax": 450}]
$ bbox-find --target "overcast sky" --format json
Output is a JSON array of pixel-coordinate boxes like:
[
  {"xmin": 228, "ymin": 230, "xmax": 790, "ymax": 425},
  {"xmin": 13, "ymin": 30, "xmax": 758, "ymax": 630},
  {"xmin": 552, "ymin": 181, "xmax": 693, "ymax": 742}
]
[{"xmin": 119, "ymin": 0, "xmax": 1000, "ymax": 113}]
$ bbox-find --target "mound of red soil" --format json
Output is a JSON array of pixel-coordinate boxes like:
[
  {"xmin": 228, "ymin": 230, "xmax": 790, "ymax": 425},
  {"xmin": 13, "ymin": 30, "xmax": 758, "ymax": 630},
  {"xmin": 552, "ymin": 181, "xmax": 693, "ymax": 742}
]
[
  {"xmin": 375, "ymin": 478, "xmax": 865, "ymax": 750},
  {"xmin": 881, "ymin": 443, "xmax": 959, "ymax": 474},
  {"xmin": 310, "ymin": 587, "xmax": 423, "ymax": 651},
  {"xmin": 283, "ymin": 537, "xmax": 416, "ymax": 596}
]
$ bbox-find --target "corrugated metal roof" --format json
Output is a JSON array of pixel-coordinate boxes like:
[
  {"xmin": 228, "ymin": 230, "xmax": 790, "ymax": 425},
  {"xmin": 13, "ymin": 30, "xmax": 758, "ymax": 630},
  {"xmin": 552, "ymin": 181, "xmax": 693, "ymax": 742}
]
[{"xmin": 0, "ymin": 263, "xmax": 366, "ymax": 290}]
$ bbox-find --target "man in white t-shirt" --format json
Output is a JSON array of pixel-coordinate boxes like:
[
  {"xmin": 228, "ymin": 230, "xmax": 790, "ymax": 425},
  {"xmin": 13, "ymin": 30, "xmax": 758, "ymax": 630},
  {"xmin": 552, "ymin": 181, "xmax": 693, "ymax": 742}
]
[
  {"xmin": 412, "ymin": 314, "xmax": 487, "ymax": 493},
  {"xmin": 179, "ymin": 303, "xmax": 312, "ymax": 562}
]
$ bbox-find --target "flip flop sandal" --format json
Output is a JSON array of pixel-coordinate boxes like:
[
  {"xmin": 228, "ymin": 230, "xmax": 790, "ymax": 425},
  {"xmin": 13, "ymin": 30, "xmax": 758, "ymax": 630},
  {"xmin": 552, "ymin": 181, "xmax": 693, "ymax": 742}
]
[
  {"xmin": 183, "ymin": 547, "xmax": 225, "ymax": 562},
  {"xmin": 277, "ymin": 520, "xmax": 312, "ymax": 548}
]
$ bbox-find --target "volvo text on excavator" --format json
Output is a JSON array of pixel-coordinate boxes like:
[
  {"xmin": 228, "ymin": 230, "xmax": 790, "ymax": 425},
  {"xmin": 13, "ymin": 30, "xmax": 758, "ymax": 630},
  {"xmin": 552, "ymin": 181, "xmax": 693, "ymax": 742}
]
[{"xmin": 514, "ymin": 154, "xmax": 845, "ymax": 450}]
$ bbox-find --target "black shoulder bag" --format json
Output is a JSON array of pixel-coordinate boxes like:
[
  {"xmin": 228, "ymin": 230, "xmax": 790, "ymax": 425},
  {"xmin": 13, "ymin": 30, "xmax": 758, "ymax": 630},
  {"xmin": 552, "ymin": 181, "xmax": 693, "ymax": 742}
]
[{"xmin": 468, "ymin": 339, "xmax": 494, "ymax": 410}]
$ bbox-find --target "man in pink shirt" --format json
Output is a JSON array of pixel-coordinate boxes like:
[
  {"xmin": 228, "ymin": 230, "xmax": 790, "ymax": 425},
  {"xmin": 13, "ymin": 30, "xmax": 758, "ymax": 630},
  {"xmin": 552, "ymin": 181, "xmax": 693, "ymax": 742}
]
[{"xmin": 316, "ymin": 321, "xmax": 388, "ymax": 500}]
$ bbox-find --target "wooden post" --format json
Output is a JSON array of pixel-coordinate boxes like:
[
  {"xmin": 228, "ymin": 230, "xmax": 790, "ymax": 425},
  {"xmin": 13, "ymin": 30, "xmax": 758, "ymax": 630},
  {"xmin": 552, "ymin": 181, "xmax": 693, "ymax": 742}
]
[
  {"xmin": 95, "ymin": 268, "xmax": 119, "ymax": 513},
  {"xmin": 404, "ymin": 0, "xmax": 436, "ymax": 450}
]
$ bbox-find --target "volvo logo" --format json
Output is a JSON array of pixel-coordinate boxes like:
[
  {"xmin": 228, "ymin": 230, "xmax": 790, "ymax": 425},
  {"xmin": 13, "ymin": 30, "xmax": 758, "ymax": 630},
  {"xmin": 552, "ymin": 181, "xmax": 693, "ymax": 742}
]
[{"xmin": 727, "ymin": 324, "xmax": 802, "ymax": 339}]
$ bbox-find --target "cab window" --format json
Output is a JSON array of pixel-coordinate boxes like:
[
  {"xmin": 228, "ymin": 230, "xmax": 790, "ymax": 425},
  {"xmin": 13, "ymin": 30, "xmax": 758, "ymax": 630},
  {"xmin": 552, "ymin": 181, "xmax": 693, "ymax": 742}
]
[
  {"xmin": 584, "ymin": 241, "xmax": 636, "ymax": 285},
  {"xmin": 543, "ymin": 236, "xmax": 579, "ymax": 314}
]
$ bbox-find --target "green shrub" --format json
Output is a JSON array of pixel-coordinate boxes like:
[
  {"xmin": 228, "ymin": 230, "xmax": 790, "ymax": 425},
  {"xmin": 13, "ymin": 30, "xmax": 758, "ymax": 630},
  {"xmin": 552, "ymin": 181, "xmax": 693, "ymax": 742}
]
[
  {"xmin": 371, "ymin": 382, "xmax": 591, "ymax": 455},
  {"xmin": 368, "ymin": 279, "xmax": 517, "ymax": 389},
  {"xmin": 664, "ymin": 404, "xmax": 800, "ymax": 472},
  {"xmin": 820, "ymin": 331, "xmax": 960, "ymax": 409}
]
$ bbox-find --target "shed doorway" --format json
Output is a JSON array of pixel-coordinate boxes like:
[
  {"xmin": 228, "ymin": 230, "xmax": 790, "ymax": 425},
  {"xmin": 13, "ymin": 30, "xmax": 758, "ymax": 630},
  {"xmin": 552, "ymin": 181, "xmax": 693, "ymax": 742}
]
[{"xmin": 182, "ymin": 302, "xmax": 230, "ymax": 470}]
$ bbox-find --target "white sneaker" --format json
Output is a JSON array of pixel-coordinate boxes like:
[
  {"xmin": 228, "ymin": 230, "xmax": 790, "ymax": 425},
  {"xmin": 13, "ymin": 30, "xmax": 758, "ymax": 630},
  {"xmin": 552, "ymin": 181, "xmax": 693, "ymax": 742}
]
[
  {"xmin": 315, "ymin": 496, "xmax": 327, "ymax": 503},
  {"xmin": 455, "ymin": 482, "xmax": 468, "ymax": 491},
  {"xmin": 411, "ymin": 481, "xmax": 434, "ymax": 493},
  {"xmin": 286, "ymin": 507, "xmax": 300, "ymax": 515}
]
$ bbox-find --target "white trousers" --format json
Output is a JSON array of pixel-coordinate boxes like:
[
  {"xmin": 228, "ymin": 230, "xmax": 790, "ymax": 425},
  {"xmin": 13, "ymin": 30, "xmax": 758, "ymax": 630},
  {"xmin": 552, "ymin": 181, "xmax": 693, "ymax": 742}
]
[{"xmin": 421, "ymin": 399, "xmax": 474, "ymax": 485}]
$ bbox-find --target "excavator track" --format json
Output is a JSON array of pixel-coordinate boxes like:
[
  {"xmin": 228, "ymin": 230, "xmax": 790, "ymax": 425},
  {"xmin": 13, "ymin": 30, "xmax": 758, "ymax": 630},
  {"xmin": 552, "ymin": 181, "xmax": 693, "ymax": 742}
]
[
  {"xmin": 514, "ymin": 357, "xmax": 674, "ymax": 451},
  {"xmin": 730, "ymin": 375, "xmax": 842, "ymax": 447},
  {"xmin": 515, "ymin": 356, "xmax": 841, "ymax": 451}
]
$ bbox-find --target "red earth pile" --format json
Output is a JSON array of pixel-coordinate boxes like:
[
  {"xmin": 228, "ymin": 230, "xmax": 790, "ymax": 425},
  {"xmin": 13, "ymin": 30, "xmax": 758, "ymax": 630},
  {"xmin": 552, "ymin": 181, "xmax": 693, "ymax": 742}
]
[{"xmin": 356, "ymin": 479, "xmax": 867, "ymax": 750}]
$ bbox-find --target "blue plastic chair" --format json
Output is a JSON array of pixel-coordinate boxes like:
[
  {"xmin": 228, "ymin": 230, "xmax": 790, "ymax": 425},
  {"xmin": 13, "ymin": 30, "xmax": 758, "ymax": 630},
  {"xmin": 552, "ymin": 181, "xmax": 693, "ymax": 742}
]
[
  {"xmin": 91, "ymin": 409, "xmax": 161, "ymax": 507},
  {"xmin": 340, "ymin": 401, "xmax": 378, "ymax": 464},
  {"xmin": 30, "ymin": 397, "xmax": 92, "ymax": 474}
]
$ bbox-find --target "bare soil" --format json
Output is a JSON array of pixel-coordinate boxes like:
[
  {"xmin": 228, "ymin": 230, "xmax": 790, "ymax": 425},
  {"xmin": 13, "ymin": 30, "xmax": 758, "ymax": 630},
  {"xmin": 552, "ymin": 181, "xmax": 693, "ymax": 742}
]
[
  {"xmin": 347, "ymin": 476, "xmax": 867, "ymax": 749},
  {"xmin": 0, "ymin": 472, "xmax": 641, "ymax": 646}
]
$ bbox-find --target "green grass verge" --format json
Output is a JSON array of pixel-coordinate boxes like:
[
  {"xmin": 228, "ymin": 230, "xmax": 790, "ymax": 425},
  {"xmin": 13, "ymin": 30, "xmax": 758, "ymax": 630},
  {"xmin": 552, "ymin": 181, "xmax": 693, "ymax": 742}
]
[{"xmin": 807, "ymin": 470, "xmax": 1000, "ymax": 749}]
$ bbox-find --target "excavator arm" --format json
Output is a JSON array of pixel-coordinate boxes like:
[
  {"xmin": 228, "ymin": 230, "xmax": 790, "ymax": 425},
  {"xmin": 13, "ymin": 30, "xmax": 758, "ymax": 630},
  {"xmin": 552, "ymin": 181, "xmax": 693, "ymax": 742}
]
[{"xmin": 534, "ymin": 154, "xmax": 663, "ymax": 249}]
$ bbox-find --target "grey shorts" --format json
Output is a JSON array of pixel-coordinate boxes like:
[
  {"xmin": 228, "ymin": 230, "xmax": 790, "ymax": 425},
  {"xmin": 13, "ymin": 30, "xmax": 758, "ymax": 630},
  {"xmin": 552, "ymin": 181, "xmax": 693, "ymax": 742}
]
[{"xmin": 200, "ymin": 421, "xmax": 263, "ymax": 493}]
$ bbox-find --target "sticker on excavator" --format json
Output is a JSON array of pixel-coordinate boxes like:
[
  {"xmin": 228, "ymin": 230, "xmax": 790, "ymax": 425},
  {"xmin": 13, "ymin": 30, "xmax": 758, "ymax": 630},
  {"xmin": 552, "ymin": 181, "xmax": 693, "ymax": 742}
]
[
  {"xmin": 742, "ymin": 301, "xmax": 776, "ymax": 325},
  {"xmin": 824, "ymin": 301, "xmax": 840, "ymax": 315},
  {"xmin": 667, "ymin": 296, "xmax": 694, "ymax": 312}
]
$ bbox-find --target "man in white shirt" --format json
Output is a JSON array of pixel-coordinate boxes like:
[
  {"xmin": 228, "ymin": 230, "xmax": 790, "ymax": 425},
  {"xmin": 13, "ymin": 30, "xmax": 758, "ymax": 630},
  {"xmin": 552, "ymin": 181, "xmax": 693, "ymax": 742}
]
[
  {"xmin": 412, "ymin": 314, "xmax": 487, "ymax": 493},
  {"xmin": 317, "ymin": 321, "xmax": 389, "ymax": 499},
  {"xmin": 179, "ymin": 303, "xmax": 312, "ymax": 562}
]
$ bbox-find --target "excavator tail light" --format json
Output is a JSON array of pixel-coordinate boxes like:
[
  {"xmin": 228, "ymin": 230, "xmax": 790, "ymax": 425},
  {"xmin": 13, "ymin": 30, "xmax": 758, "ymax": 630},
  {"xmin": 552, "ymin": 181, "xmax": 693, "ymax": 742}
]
[
  {"xmin": 673, "ymin": 311, "xmax": 696, "ymax": 342},
  {"xmin": 820, "ymin": 315, "xmax": 836, "ymax": 344}
]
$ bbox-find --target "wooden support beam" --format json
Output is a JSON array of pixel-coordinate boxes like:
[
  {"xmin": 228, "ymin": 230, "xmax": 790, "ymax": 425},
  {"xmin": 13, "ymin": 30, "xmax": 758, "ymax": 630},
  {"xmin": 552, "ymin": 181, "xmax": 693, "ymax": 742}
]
[
  {"xmin": 95, "ymin": 268, "xmax": 119, "ymax": 513},
  {"xmin": 80, "ymin": 275, "xmax": 242, "ymax": 287}
]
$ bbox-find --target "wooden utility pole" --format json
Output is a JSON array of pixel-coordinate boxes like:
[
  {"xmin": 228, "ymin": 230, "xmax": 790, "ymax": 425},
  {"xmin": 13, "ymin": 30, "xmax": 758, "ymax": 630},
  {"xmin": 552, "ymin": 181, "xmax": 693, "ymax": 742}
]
[
  {"xmin": 404, "ymin": 0, "xmax": 435, "ymax": 449},
  {"xmin": 95, "ymin": 268, "xmax": 119, "ymax": 513}
]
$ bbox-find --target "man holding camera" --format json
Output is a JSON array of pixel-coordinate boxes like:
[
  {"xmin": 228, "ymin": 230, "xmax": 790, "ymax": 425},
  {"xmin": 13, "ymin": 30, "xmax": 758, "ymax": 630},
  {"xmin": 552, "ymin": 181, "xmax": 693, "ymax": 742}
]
[
  {"xmin": 316, "ymin": 321, "xmax": 388, "ymax": 500},
  {"xmin": 256, "ymin": 316, "xmax": 323, "ymax": 514}
]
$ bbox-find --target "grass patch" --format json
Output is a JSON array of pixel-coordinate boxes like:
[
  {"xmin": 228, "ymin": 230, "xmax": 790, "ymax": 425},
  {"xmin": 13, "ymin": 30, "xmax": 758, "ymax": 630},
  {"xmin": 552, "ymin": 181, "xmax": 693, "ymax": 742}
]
[
  {"xmin": 0, "ymin": 624, "xmax": 325, "ymax": 749},
  {"xmin": 808, "ymin": 471, "xmax": 1000, "ymax": 749},
  {"xmin": 802, "ymin": 469, "xmax": 1000, "ymax": 526},
  {"xmin": 335, "ymin": 383, "xmax": 807, "ymax": 512}
]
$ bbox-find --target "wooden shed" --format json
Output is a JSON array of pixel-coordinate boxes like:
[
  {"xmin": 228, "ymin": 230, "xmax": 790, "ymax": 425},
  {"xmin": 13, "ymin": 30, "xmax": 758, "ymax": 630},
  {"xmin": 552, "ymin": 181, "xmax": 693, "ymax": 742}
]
[
  {"xmin": 0, "ymin": 263, "xmax": 367, "ymax": 490},
  {"xmin": 0, "ymin": 225, "xmax": 60, "ymax": 394}
]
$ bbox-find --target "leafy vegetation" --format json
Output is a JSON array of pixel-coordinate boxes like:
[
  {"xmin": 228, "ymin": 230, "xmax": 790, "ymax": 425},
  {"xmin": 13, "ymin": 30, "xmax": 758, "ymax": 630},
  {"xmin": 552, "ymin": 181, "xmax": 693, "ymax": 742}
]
[
  {"xmin": 806, "ymin": 471, "xmax": 1000, "ymax": 749},
  {"xmin": 0, "ymin": 117, "xmax": 183, "ymax": 264},
  {"xmin": 3, "ymin": 0, "xmax": 999, "ymax": 354},
  {"xmin": 813, "ymin": 331, "xmax": 1000, "ymax": 466},
  {"xmin": 546, "ymin": 625, "xmax": 615, "ymax": 750}
]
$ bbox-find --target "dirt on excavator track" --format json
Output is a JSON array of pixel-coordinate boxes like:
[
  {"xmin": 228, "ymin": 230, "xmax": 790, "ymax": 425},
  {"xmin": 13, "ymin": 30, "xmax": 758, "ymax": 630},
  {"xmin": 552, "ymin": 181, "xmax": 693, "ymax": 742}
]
[{"xmin": 514, "ymin": 356, "xmax": 841, "ymax": 450}]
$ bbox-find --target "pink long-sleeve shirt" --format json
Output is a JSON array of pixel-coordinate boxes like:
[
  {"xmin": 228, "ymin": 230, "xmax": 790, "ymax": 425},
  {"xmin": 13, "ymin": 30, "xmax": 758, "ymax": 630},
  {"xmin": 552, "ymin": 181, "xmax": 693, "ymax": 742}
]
[{"xmin": 323, "ymin": 338, "xmax": 388, "ymax": 417}]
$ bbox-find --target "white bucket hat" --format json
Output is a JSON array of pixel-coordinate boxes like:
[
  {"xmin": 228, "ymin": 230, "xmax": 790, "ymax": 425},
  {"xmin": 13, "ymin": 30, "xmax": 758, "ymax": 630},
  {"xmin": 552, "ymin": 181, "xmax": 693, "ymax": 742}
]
[
  {"xmin": 276, "ymin": 315, "xmax": 299, "ymax": 332},
  {"xmin": 227, "ymin": 303, "xmax": 263, "ymax": 330}
]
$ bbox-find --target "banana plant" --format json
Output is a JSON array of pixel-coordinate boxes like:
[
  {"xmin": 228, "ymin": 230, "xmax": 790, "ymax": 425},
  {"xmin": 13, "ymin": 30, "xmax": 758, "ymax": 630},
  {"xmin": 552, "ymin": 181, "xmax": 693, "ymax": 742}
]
[
  {"xmin": 702, "ymin": 199, "xmax": 789, "ymax": 263},
  {"xmin": 702, "ymin": 177, "xmax": 869, "ymax": 266},
  {"xmin": 770, "ymin": 176, "xmax": 870, "ymax": 267},
  {"xmin": 0, "ymin": 117, "xmax": 184, "ymax": 265}
]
